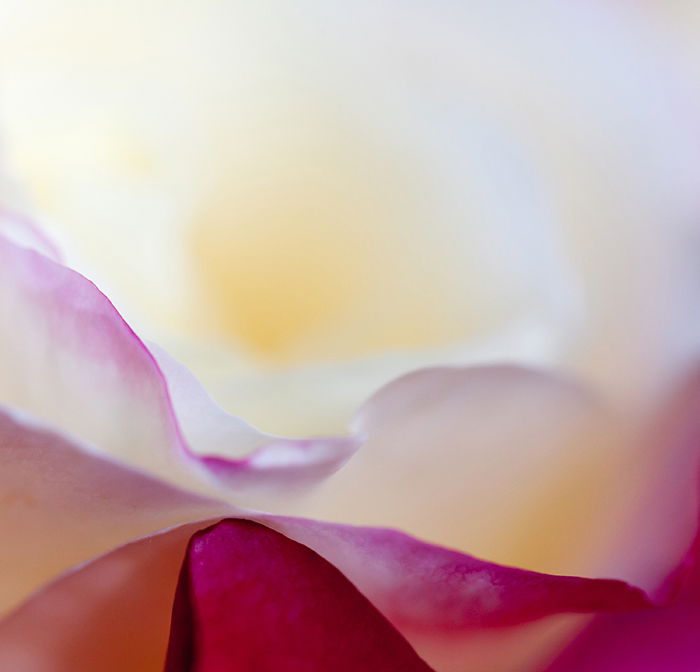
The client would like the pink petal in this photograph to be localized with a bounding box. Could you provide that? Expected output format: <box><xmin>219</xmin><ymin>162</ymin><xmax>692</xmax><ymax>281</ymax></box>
<box><xmin>0</xmin><ymin>515</ymin><xmax>652</xmax><ymax>672</ymax></box>
<box><xmin>164</xmin><ymin>519</ymin><xmax>436</xmax><ymax>672</ymax></box>
<box><xmin>265</xmin><ymin>518</ymin><xmax>651</xmax><ymax>632</ymax></box>
<box><xmin>265</xmin><ymin>516</ymin><xmax>651</xmax><ymax>672</ymax></box>
<box><xmin>0</xmin><ymin>233</ymin><xmax>359</xmax><ymax>497</ymax></box>
<box><xmin>0</xmin><ymin>405</ymin><xmax>226</xmax><ymax>617</ymax></box>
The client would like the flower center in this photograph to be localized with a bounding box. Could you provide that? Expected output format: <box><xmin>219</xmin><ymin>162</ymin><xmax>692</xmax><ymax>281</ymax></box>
<box><xmin>189</xmin><ymin>118</ymin><xmax>471</xmax><ymax>366</ymax></box>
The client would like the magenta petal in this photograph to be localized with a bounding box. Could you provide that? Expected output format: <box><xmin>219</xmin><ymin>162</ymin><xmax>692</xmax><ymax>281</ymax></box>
<box><xmin>542</xmin><ymin>605</ymin><xmax>700</xmax><ymax>672</ymax></box>
<box><xmin>164</xmin><ymin>519</ymin><xmax>435</xmax><ymax>672</ymax></box>
<box><xmin>544</xmin><ymin>547</ymin><xmax>700</xmax><ymax>671</ymax></box>
<box><xmin>264</xmin><ymin>519</ymin><xmax>652</xmax><ymax>672</ymax></box>
<box><xmin>266</xmin><ymin>519</ymin><xmax>652</xmax><ymax>632</ymax></box>
<box><xmin>544</xmin><ymin>477</ymin><xmax>700</xmax><ymax>670</ymax></box>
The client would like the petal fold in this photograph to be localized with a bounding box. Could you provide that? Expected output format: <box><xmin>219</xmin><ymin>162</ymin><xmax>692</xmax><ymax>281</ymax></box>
<box><xmin>0</xmin><ymin>234</ymin><xmax>358</xmax><ymax>498</ymax></box>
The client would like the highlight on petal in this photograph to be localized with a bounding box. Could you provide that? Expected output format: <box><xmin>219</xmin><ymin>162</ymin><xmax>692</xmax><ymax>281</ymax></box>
<box><xmin>0</xmin><ymin>208</ymin><xmax>62</xmax><ymax>261</ymax></box>
<box><xmin>0</xmin><ymin>233</ymin><xmax>359</xmax><ymax>498</ymax></box>
<box><xmin>0</xmin><ymin>404</ymin><xmax>226</xmax><ymax>618</ymax></box>
<box><xmin>164</xmin><ymin>519</ymin><xmax>435</xmax><ymax>672</ymax></box>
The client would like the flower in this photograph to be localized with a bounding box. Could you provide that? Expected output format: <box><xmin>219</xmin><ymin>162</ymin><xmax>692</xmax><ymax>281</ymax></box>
<box><xmin>0</xmin><ymin>1</ymin><xmax>699</xmax><ymax>671</ymax></box>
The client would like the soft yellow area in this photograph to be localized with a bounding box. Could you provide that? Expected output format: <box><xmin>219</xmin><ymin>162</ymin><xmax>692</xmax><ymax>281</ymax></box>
<box><xmin>192</xmin><ymin>190</ymin><xmax>370</xmax><ymax>360</ymax></box>
<box><xmin>189</xmin><ymin>117</ymin><xmax>470</xmax><ymax>365</ymax></box>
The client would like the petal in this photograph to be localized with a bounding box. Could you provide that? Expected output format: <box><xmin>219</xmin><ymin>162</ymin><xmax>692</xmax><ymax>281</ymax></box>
<box><xmin>542</xmin><ymin>605</ymin><xmax>700</xmax><ymax>672</ymax></box>
<box><xmin>264</xmin><ymin>518</ymin><xmax>651</xmax><ymax>632</ymax></box>
<box><xmin>150</xmin><ymin>343</ymin><xmax>360</xmax><ymax>494</ymax></box>
<box><xmin>0</xmin><ymin>233</ymin><xmax>359</xmax><ymax>497</ymax></box>
<box><xmin>0</xmin><ymin>404</ymin><xmax>225</xmax><ymax>616</ymax></box>
<box><xmin>3</xmin><ymin>1</ymin><xmax>700</xmax><ymax>438</ymax></box>
<box><xmin>543</xmin><ymin>555</ymin><xmax>700</xmax><ymax>672</ymax></box>
<box><xmin>543</xmin><ymin>380</ymin><xmax>700</xmax><ymax>672</ymax></box>
<box><xmin>0</xmin><ymin>522</ymin><xmax>209</xmax><ymax>672</ymax></box>
<box><xmin>0</xmin><ymin>511</ymin><xmax>649</xmax><ymax>672</ymax></box>
<box><xmin>290</xmin><ymin>366</ymin><xmax>657</xmax><ymax>578</ymax></box>
<box><xmin>164</xmin><ymin>519</ymin><xmax>435</xmax><ymax>672</ymax></box>
<box><xmin>265</xmin><ymin>516</ymin><xmax>650</xmax><ymax>672</ymax></box>
<box><xmin>0</xmin><ymin>209</ymin><xmax>62</xmax><ymax>261</ymax></box>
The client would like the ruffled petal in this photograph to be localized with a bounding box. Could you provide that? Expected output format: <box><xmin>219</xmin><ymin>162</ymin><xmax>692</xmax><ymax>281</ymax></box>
<box><xmin>0</xmin><ymin>233</ymin><xmax>359</xmax><ymax>497</ymax></box>
<box><xmin>150</xmin><ymin>343</ymin><xmax>360</xmax><ymax>494</ymax></box>
<box><xmin>291</xmin><ymin>365</ymin><xmax>665</xmax><ymax>580</ymax></box>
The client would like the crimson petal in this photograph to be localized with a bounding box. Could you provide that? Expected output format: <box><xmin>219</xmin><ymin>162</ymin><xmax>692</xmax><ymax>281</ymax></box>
<box><xmin>164</xmin><ymin>519</ymin><xmax>435</xmax><ymax>672</ymax></box>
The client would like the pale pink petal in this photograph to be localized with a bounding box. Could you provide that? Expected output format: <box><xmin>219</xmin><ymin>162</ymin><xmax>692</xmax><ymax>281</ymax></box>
<box><xmin>0</xmin><ymin>233</ymin><xmax>359</xmax><ymax>496</ymax></box>
<box><xmin>0</xmin><ymin>522</ymin><xmax>210</xmax><ymax>672</ymax></box>
<box><xmin>292</xmin><ymin>365</ymin><xmax>686</xmax><ymax>584</ymax></box>
<box><xmin>151</xmin><ymin>343</ymin><xmax>360</xmax><ymax>494</ymax></box>
<box><xmin>0</xmin><ymin>405</ymin><xmax>226</xmax><ymax>616</ymax></box>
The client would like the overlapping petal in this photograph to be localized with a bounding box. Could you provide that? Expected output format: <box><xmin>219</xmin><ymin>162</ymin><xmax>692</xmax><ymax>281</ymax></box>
<box><xmin>164</xmin><ymin>519</ymin><xmax>435</xmax><ymax>672</ymax></box>
<box><xmin>542</xmin><ymin>384</ymin><xmax>700</xmax><ymax>672</ymax></box>
<box><xmin>0</xmin><ymin>406</ymin><xmax>651</xmax><ymax>672</ymax></box>
<box><xmin>0</xmin><ymin>406</ymin><xmax>226</xmax><ymax>617</ymax></box>
<box><xmin>0</xmin><ymin>234</ymin><xmax>360</xmax><ymax>497</ymax></box>
<box><xmin>544</xmin><ymin>510</ymin><xmax>700</xmax><ymax>671</ymax></box>
<box><xmin>293</xmin><ymin>365</ymin><xmax>696</xmax><ymax>587</ymax></box>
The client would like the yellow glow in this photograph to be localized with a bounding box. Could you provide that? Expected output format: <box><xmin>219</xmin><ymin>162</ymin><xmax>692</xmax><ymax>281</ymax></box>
<box><xmin>190</xmin><ymin>116</ymin><xmax>468</xmax><ymax>365</ymax></box>
<box><xmin>192</xmin><ymin>190</ymin><xmax>370</xmax><ymax>361</ymax></box>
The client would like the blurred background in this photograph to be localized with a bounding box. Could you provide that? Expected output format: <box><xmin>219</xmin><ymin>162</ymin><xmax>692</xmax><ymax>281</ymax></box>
<box><xmin>1</xmin><ymin>0</ymin><xmax>700</xmax><ymax>435</ymax></box>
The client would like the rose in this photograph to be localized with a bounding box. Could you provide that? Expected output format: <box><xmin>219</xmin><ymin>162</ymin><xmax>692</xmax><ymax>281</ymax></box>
<box><xmin>0</xmin><ymin>1</ymin><xmax>699</xmax><ymax>670</ymax></box>
<box><xmin>0</xmin><ymin>221</ymin><xmax>698</xmax><ymax>671</ymax></box>
<box><xmin>4</xmin><ymin>0</ymin><xmax>700</xmax><ymax>579</ymax></box>
<box><xmin>0</xmin><ymin>223</ymin><xmax>692</xmax><ymax>672</ymax></box>
<box><xmin>4</xmin><ymin>1</ymin><xmax>700</xmax><ymax>429</ymax></box>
